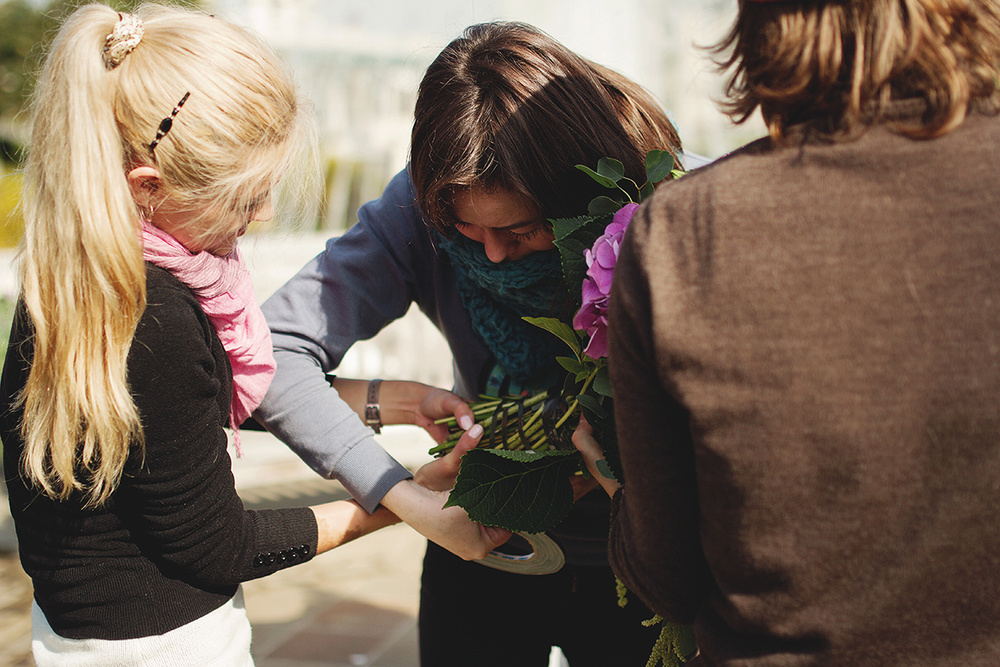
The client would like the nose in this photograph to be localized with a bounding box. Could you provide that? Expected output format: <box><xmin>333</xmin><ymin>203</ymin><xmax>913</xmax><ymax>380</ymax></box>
<box><xmin>481</xmin><ymin>230</ymin><xmax>512</xmax><ymax>263</ymax></box>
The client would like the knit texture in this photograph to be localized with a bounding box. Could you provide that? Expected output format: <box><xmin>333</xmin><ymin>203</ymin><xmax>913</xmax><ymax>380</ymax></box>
<box><xmin>436</xmin><ymin>231</ymin><xmax>567</xmax><ymax>385</ymax></box>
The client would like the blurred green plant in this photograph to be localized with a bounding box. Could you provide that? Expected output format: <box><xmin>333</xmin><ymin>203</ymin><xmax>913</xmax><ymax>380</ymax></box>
<box><xmin>0</xmin><ymin>169</ymin><xmax>24</xmax><ymax>249</ymax></box>
<box><xmin>1</xmin><ymin>0</ymin><xmax>199</xmax><ymax>166</ymax></box>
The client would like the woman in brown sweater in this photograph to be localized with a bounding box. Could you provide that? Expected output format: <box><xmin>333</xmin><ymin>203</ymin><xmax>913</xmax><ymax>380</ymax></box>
<box><xmin>575</xmin><ymin>1</ymin><xmax>1000</xmax><ymax>665</ymax></box>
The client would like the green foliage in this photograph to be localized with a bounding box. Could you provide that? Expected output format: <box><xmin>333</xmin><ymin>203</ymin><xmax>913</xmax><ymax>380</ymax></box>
<box><xmin>0</xmin><ymin>0</ymin><xmax>203</xmax><ymax>166</ymax></box>
<box><xmin>644</xmin><ymin>150</ymin><xmax>676</xmax><ymax>185</ymax></box>
<box><xmin>0</xmin><ymin>170</ymin><xmax>24</xmax><ymax>248</ymax></box>
<box><xmin>523</xmin><ymin>316</ymin><xmax>581</xmax><ymax>358</ymax></box>
<box><xmin>641</xmin><ymin>616</ymin><xmax>698</xmax><ymax>667</ymax></box>
<box><xmin>551</xmin><ymin>215</ymin><xmax>611</xmax><ymax>314</ymax></box>
<box><xmin>444</xmin><ymin>448</ymin><xmax>580</xmax><ymax>532</ymax></box>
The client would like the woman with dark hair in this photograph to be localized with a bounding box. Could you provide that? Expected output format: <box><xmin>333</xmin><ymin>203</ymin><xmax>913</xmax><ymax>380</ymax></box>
<box><xmin>256</xmin><ymin>21</ymin><xmax>687</xmax><ymax>666</ymax></box>
<box><xmin>574</xmin><ymin>0</ymin><xmax>1000</xmax><ymax>665</ymax></box>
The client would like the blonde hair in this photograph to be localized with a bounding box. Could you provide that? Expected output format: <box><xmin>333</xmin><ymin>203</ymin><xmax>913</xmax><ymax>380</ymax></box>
<box><xmin>714</xmin><ymin>0</ymin><xmax>1000</xmax><ymax>139</ymax></box>
<box><xmin>18</xmin><ymin>3</ymin><xmax>312</xmax><ymax>507</ymax></box>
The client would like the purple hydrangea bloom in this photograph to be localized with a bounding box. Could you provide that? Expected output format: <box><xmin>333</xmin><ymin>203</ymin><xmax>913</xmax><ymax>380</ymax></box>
<box><xmin>572</xmin><ymin>203</ymin><xmax>640</xmax><ymax>358</ymax></box>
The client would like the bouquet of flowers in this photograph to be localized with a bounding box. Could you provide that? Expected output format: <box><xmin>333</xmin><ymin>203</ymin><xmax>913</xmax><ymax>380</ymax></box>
<box><xmin>430</xmin><ymin>150</ymin><xmax>682</xmax><ymax>533</ymax></box>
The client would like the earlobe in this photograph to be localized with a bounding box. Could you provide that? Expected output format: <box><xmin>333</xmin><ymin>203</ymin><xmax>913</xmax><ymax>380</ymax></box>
<box><xmin>126</xmin><ymin>166</ymin><xmax>163</xmax><ymax>209</ymax></box>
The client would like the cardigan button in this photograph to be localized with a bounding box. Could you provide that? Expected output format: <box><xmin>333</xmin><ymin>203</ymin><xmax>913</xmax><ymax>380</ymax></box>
<box><xmin>265</xmin><ymin>552</ymin><xmax>276</xmax><ymax>564</ymax></box>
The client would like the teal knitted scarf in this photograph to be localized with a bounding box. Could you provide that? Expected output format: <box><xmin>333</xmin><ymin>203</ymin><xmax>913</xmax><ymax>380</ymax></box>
<box><xmin>437</xmin><ymin>232</ymin><xmax>569</xmax><ymax>385</ymax></box>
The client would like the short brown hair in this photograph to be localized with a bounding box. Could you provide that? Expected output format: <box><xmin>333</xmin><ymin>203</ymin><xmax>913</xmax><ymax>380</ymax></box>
<box><xmin>410</xmin><ymin>21</ymin><xmax>682</xmax><ymax>231</ymax></box>
<box><xmin>715</xmin><ymin>0</ymin><xmax>1000</xmax><ymax>139</ymax></box>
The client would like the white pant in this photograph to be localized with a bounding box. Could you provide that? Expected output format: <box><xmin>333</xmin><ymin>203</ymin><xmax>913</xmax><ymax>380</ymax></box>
<box><xmin>32</xmin><ymin>586</ymin><xmax>254</xmax><ymax>667</ymax></box>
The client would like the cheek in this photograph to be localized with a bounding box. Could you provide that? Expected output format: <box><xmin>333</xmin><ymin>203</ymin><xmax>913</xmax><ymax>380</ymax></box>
<box><xmin>529</xmin><ymin>229</ymin><xmax>556</xmax><ymax>252</ymax></box>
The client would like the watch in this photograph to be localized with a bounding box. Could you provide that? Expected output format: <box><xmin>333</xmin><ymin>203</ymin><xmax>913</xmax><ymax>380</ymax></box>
<box><xmin>365</xmin><ymin>378</ymin><xmax>383</xmax><ymax>434</ymax></box>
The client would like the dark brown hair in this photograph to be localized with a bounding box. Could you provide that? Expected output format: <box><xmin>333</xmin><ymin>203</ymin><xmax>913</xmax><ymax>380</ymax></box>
<box><xmin>410</xmin><ymin>21</ymin><xmax>682</xmax><ymax>231</ymax></box>
<box><xmin>714</xmin><ymin>0</ymin><xmax>1000</xmax><ymax>139</ymax></box>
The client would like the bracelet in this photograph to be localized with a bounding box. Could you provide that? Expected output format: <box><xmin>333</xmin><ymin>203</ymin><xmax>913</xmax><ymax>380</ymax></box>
<box><xmin>365</xmin><ymin>378</ymin><xmax>383</xmax><ymax>434</ymax></box>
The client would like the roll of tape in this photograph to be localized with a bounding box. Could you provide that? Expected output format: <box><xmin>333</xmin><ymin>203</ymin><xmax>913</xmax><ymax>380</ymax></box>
<box><xmin>475</xmin><ymin>532</ymin><xmax>565</xmax><ymax>575</ymax></box>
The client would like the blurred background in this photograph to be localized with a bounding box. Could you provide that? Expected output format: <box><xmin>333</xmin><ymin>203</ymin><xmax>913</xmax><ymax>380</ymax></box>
<box><xmin>0</xmin><ymin>0</ymin><xmax>762</xmax><ymax>362</ymax></box>
<box><xmin>0</xmin><ymin>1</ymin><xmax>761</xmax><ymax>664</ymax></box>
<box><xmin>0</xmin><ymin>0</ymin><xmax>763</xmax><ymax>385</ymax></box>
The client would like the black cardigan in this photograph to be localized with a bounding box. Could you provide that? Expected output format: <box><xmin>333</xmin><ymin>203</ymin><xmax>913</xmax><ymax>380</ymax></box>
<box><xmin>0</xmin><ymin>265</ymin><xmax>318</xmax><ymax>640</ymax></box>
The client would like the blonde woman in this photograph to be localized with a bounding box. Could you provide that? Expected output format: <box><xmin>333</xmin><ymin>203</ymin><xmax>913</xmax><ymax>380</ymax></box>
<box><xmin>0</xmin><ymin>5</ymin><xmax>503</xmax><ymax>665</ymax></box>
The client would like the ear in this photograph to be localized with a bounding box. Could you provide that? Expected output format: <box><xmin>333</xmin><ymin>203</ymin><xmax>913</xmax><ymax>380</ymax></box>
<box><xmin>127</xmin><ymin>166</ymin><xmax>163</xmax><ymax>209</ymax></box>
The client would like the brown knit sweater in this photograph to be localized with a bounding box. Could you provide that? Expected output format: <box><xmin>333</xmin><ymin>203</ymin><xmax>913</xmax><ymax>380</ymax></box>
<box><xmin>608</xmin><ymin>99</ymin><xmax>1000</xmax><ymax>666</ymax></box>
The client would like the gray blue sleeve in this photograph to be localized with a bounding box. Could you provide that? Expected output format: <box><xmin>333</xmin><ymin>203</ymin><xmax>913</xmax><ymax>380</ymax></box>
<box><xmin>255</xmin><ymin>169</ymin><xmax>433</xmax><ymax>513</ymax></box>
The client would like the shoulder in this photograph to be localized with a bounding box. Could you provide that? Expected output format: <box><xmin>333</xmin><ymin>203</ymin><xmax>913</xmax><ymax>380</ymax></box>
<box><xmin>131</xmin><ymin>265</ymin><xmax>220</xmax><ymax>383</ymax></box>
<box><xmin>129</xmin><ymin>265</ymin><xmax>229</xmax><ymax>429</ymax></box>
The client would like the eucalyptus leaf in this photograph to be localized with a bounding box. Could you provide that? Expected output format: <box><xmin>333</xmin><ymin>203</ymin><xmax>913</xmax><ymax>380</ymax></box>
<box><xmin>596</xmin><ymin>157</ymin><xmax>626</xmax><ymax>182</ymax></box>
<box><xmin>639</xmin><ymin>181</ymin><xmax>655</xmax><ymax>202</ymax></box>
<box><xmin>576</xmin><ymin>164</ymin><xmax>617</xmax><ymax>189</ymax></box>
<box><xmin>445</xmin><ymin>449</ymin><xmax>581</xmax><ymax>533</ymax></box>
<box><xmin>645</xmin><ymin>149</ymin><xmax>675</xmax><ymax>185</ymax></box>
<box><xmin>588</xmin><ymin>196</ymin><xmax>624</xmax><ymax>216</ymax></box>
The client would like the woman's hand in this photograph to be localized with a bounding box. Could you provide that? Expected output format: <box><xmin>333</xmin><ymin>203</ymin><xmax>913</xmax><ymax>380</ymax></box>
<box><xmin>572</xmin><ymin>415</ymin><xmax>622</xmax><ymax>498</ymax></box>
<box><xmin>412</xmin><ymin>385</ymin><xmax>475</xmax><ymax>443</ymax></box>
<box><xmin>381</xmin><ymin>478</ymin><xmax>511</xmax><ymax>561</ymax></box>
<box><xmin>413</xmin><ymin>421</ymin><xmax>483</xmax><ymax>491</ymax></box>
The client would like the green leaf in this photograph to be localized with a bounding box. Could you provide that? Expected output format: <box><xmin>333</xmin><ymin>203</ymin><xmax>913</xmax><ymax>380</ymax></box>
<box><xmin>593</xmin><ymin>365</ymin><xmax>613</xmax><ymax>397</ymax></box>
<box><xmin>576</xmin><ymin>393</ymin><xmax>608</xmax><ymax>419</ymax></box>
<box><xmin>676</xmin><ymin>625</ymin><xmax>698</xmax><ymax>662</ymax></box>
<box><xmin>551</xmin><ymin>215</ymin><xmax>592</xmax><ymax>242</ymax></box>
<box><xmin>638</xmin><ymin>181</ymin><xmax>655</xmax><ymax>202</ymax></box>
<box><xmin>595</xmin><ymin>458</ymin><xmax>619</xmax><ymax>482</ymax></box>
<box><xmin>552</xmin><ymin>216</ymin><xmax>611</xmax><ymax>311</ymax></box>
<box><xmin>645</xmin><ymin>149</ymin><xmax>675</xmax><ymax>185</ymax></box>
<box><xmin>524</xmin><ymin>316</ymin><xmax>581</xmax><ymax>357</ymax></box>
<box><xmin>444</xmin><ymin>449</ymin><xmax>582</xmax><ymax>533</ymax></box>
<box><xmin>596</xmin><ymin>157</ymin><xmax>626</xmax><ymax>183</ymax></box>
<box><xmin>588</xmin><ymin>196</ymin><xmax>625</xmax><ymax>216</ymax></box>
<box><xmin>557</xmin><ymin>356</ymin><xmax>587</xmax><ymax>376</ymax></box>
<box><xmin>576</xmin><ymin>164</ymin><xmax>617</xmax><ymax>189</ymax></box>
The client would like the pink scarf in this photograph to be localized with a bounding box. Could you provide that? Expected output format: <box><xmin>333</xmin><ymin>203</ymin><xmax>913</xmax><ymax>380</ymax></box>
<box><xmin>140</xmin><ymin>221</ymin><xmax>275</xmax><ymax>453</ymax></box>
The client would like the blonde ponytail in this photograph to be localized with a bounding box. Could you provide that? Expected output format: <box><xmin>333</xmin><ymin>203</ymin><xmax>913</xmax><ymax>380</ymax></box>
<box><xmin>19</xmin><ymin>5</ymin><xmax>147</xmax><ymax>506</ymax></box>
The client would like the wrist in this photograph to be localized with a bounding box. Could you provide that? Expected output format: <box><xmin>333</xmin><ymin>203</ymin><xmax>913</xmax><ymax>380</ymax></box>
<box><xmin>376</xmin><ymin>380</ymin><xmax>428</xmax><ymax>427</ymax></box>
<box><xmin>364</xmin><ymin>378</ymin><xmax>383</xmax><ymax>433</ymax></box>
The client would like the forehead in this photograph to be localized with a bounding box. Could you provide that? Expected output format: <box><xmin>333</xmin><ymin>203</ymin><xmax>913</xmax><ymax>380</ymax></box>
<box><xmin>451</xmin><ymin>186</ymin><xmax>540</xmax><ymax>229</ymax></box>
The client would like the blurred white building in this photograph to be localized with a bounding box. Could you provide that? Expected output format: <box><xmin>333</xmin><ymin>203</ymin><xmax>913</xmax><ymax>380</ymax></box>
<box><xmin>209</xmin><ymin>0</ymin><xmax>764</xmax><ymax>230</ymax></box>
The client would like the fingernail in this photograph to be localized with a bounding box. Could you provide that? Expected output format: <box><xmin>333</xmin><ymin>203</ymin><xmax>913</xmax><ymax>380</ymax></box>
<box><xmin>469</xmin><ymin>424</ymin><xmax>483</xmax><ymax>439</ymax></box>
<box><xmin>459</xmin><ymin>415</ymin><xmax>474</xmax><ymax>430</ymax></box>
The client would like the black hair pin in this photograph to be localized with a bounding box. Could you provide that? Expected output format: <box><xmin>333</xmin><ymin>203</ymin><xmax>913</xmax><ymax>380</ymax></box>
<box><xmin>149</xmin><ymin>91</ymin><xmax>191</xmax><ymax>155</ymax></box>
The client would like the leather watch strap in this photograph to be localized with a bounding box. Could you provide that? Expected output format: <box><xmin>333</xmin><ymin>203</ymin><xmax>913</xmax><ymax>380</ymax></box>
<box><xmin>365</xmin><ymin>378</ymin><xmax>383</xmax><ymax>434</ymax></box>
